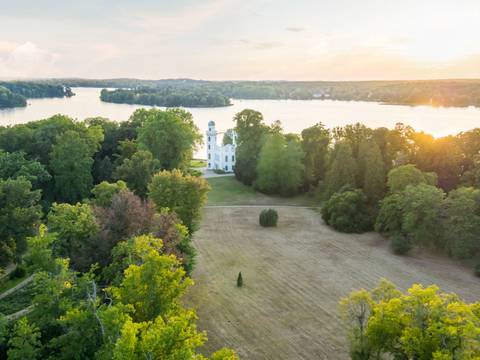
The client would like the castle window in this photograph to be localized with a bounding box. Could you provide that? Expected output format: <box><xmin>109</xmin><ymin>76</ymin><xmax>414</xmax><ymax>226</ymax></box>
<box><xmin>225</xmin><ymin>165</ymin><xmax>228</xmax><ymax>171</ymax></box>
<box><xmin>232</xmin><ymin>155</ymin><xmax>235</xmax><ymax>162</ymax></box>
<box><xmin>208</xmin><ymin>163</ymin><xmax>210</xmax><ymax>168</ymax></box>
<box><xmin>208</xmin><ymin>144</ymin><xmax>210</xmax><ymax>150</ymax></box>
<box><xmin>208</xmin><ymin>136</ymin><xmax>210</xmax><ymax>142</ymax></box>
<box><xmin>225</xmin><ymin>155</ymin><xmax>228</xmax><ymax>162</ymax></box>
<box><xmin>208</xmin><ymin>154</ymin><xmax>211</xmax><ymax>160</ymax></box>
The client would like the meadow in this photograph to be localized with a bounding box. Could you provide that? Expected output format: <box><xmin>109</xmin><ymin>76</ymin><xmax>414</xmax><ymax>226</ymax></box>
<box><xmin>188</xmin><ymin>180</ymin><xmax>480</xmax><ymax>359</ymax></box>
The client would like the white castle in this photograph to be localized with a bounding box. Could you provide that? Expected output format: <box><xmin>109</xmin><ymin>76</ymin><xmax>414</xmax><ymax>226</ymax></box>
<box><xmin>206</xmin><ymin>121</ymin><xmax>236</xmax><ymax>172</ymax></box>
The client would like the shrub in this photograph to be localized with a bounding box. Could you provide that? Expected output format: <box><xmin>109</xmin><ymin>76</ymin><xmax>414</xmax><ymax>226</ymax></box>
<box><xmin>9</xmin><ymin>264</ymin><xmax>27</xmax><ymax>279</ymax></box>
<box><xmin>213</xmin><ymin>169</ymin><xmax>226</xmax><ymax>174</ymax></box>
<box><xmin>390</xmin><ymin>233</ymin><xmax>412</xmax><ymax>255</ymax></box>
<box><xmin>321</xmin><ymin>188</ymin><xmax>372</xmax><ymax>233</ymax></box>
<box><xmin>259</xmin><ymin>209</ymin><xmax>278</xmax><ymax>227</ymax></box>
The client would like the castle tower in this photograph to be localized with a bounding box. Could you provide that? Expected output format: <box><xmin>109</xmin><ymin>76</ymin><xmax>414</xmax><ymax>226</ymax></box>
<box><xmin>206</xmin><ymin>120</ymin><xmax>217</xmax><ymax>169</ymax></box>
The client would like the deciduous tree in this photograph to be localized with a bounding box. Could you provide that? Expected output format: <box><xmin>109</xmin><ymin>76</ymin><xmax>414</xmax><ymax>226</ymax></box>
<box><xmin>148</xmin><ymin>170</ymin><xmax>210</xmax><ymax>232</ymax></box>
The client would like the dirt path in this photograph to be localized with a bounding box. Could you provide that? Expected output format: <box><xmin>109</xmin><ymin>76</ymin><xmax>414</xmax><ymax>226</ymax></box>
<box><xmin>0</xmin><ymin>274</ymin><xmax>34</xmax><ymax>301</ymax></box>
<box><xmin>187</xmin><ymin>207</ymin><xmax>480</xmax><ymax>360</ymax></box>
<box><xmin>0</xmin><ymin>264</ymin><xmax>16</xmax><ymax>280</ymax></box>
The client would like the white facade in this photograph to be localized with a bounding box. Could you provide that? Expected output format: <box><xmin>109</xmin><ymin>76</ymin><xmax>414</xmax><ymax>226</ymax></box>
<box><xmin>206</xmin><ymin>121</ymin><xmax>236</xmax><ymax>172</ymax></box>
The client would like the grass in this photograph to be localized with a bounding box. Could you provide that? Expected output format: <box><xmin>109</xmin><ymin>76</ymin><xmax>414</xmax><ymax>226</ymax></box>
<box><xmin>188</xmin><ymin>207</ymin><xmax>480</xmax><ymax>359</ymax></box>
<box><xmin>190</xmin><ymin>159</ymin><xmax>207</xmax><ymax>168</ymax></box>
<box><xmin>206</xmin><ymin>176</ymin><xmax>318</xmax><ymax>206</ymax></box>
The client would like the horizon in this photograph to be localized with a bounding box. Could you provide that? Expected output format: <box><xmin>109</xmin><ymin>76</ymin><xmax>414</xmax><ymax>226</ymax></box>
<box><xmin>3</xmin><ymin>76</ymin><xmax>480</xmax><ymax>83</ymax></box>
<box><xmin>2</xmin><ymin>0</ymin><xmax>480</xmax><ymax>80</ymax></box>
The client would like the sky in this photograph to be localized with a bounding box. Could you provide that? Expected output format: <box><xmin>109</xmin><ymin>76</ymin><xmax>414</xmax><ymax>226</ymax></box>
<box><xmin>1</xmin><ymin>0</ymin><xmax>480</xmax><ymax>80</ymax></box>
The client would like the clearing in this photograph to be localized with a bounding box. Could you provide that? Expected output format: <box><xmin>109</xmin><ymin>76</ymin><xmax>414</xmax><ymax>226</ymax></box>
<box><xmin>206</xmin><ymin>176</ymin><xmax>317</xmax><ymax>206</ymax></box>
<box><xmin>188</xmin><ymin>206</ymin><xmax>480</xmax><ymax>360</ymax></box>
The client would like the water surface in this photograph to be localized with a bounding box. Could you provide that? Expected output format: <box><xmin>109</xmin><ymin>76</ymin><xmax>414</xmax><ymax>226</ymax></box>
<box><xmin>1</xmin><ymin>87</ymin><xmax>479</xmax><ymax>157</ymax></box>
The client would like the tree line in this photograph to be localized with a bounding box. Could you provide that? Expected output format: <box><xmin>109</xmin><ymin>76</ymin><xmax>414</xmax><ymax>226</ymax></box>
<box><xmin>44</xmin><ymin>77</ymin><xmax>480</xmax><ymax>107</ymax></box>
<box><xmin>100</xmin><ymin>87</ymin><xmax>232</xmax><ymax>108</ymax></box>
<box><xmin>0</xmin><ymin>108</ymin><xmax>237</xmax><ymax>359</ymax></box>
<box><xmin>0</xmin><ymin>82</ymin><xmax>73</xmax><ymax>109</ymax></box>
<box><xmin>233</xmin><ymin>110</ymin><xmax>480</xmax><ymax>272</ymax></box>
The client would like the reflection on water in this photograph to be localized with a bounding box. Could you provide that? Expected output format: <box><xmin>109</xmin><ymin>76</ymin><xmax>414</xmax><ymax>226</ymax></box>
<box><xmin>1</xmin><ymin>87</ymin><xmax>480</xmax><ymax>158</ymax></box>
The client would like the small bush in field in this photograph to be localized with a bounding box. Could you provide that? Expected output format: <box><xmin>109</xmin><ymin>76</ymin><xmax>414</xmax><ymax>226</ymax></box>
<box><xmin>390</xmin><ymin>233</ymin><xmax>412</xmax><ymax>255</ymax></box>
<box><xmin>259</xmin><ymin>209</ymin><xmax>278</xmax><ymax>227</ymax></box>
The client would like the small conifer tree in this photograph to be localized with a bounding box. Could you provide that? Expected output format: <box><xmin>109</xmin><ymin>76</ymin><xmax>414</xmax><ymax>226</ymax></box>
<box><xmin>237</xmin><ymin>272</ymin><xmax>243</xmax><ymax>287</ymax></box>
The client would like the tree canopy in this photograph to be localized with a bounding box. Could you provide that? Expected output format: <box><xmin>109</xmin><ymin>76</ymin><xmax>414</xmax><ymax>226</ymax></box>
<box><xmin>136</xmin><ymin>108</ymin><xmax>202</xmax><ymax>171</ymax></box>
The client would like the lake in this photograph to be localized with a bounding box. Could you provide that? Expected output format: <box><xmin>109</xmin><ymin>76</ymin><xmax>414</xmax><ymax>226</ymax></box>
<box><xmin>1</xmin><ymin>87</ymin><xmax>479</xmax><ymax>158</ymax></box>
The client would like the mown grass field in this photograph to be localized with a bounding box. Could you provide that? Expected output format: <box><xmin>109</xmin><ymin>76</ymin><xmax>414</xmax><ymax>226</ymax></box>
<box><xmin>188</xmin><ymin>202</ymin><xmax>480</xmax><ymax>359</ymax></box>
<box><xmin>206</xmin><ymin>176</ymin><xmax>317</xmax><ymax>206</ymax></box>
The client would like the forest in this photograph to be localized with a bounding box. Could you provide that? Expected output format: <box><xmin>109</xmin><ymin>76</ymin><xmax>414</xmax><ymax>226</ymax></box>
<box><xmin>0</xmin><ymin>109</ymin><xmax>237</xmax><ymax>359</ymax></box>
<box><xmin>43</xmin><ymin>77</ymin><xmax>480</xmax><ymax>107</ymax></box>
<box><xmin>233</xmin><ymin>109</ymin><xmax>480</xmax><ymax>271</ymax></box>
<box><xmin>0</xmin><ymin>82</ymin><xmax>73</xmax><ymax>109</ymax></box>
<box><xmin>100</xmin><ymin>87</ymin><xmax>231</xmax><ymax>107</ymax></box>
<box><xmin>1</xmin><ymin>106</ymin><xmax>480</xmax><ymax>359</ymax></box>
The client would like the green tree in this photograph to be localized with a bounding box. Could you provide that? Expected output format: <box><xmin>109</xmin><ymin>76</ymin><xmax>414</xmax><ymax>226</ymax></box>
<box><xmin>111</xmin><ymin>235</ymin><xmax>193</xmax><ymax>322</ymax></box>
<box><xmin>255</xmin><ymin>133</ymin><xmax>283</xmax><ymax>194</ymax></box>
<box><xmin>442</xmin><ymin>187</ymin><xmax>480</xmax><ymax>259</ymax></box>
<box><xmin>111</xmin><ymin>310</ymin><xmax>206</xmax><ymax>360</ymax></box>
<box><xmin>0</xmin><ymin>151</ymin><xmax>50</xmax><ymax>188</ymax></box>
<box><xmin>279</xmin><ymin>140</ymin><xmax>305</xmax><ymax>195</ymax></box>
<box><xmin>148</xmin><ymin>170</ymin><xmax>210</xmax><ymax>232</ymax></box>
<box><xmin>324</xmin><ymin>141</ymin><xmax>357</xmax><ymax>199</ymax></box>
<box><xmin>410</xmin><ymin>133</ymin><xmax>463</xmax><ymax>191</ymax></box>
<box><xmin>47</xmin><ymin>202</ymin><xmax>98</xmax><ymax>271</ymax></box>
<box><xmin>340</xmin><ymin>280</ymin><xmax>480</xmax><ymax>359</ymax></box>
<box><xmin>7</xmin><ymin>318</ymin><xmax>41</xmax><ymax>360</ymax></box>
<box><xmin>136</xmin><ymin>109</ymin><xmax>201</xmax><ymax>170</ymax></box>
<box><xmin>114</xmin><ymin>151</ymin><xmax>160</xmax><ymax>198</ymax></box>
<box><xmin>222</xmin><ymin>129</ymin><xmax>234</xmax><ymax>145</ymax></box>
<box><xmin>321</xmin><ymin>188</ymin><xmax>372</xmax><ymax>233</ymax></box>
<box><xmin>332</xmin><ymin>123</ymin><xmax>372</xmax><ymax>158</ymax></box>
<box><xmin>357</xmin><ymin>139</ymin><xmax>386</xmax><ymax>204</ymax></box>
<box><xmin>375</xmin><ymin>193</ymin><xmax>403</xmax><ymax>234</ymax></box>
<box><xmin>301</xmin><ymin>123</ymin><xmax>330</xmax><ymax>188</ymax></box>
<box><xmin>50</xmin><ymin>130</ymin><xmax>96</xmax><ymax>203</ymax></box>
<box><xmin>255</xmin><ymin>133</ymin><xmax>304</xmax><ymax>195</ymax></box>
<box><xmin>91</xmin><ymin>180</ymin><xmax>127</xmax><ymax>207</ymax></box>
<box><xmin>387</xmin><ymin>164</ymin><xmax>437</xmax><ymax>194</ymax></box>
<box><xmin>401</xmin><ymin>183</ymin><xmax>444</xmax><ymax>248</ymax></box>
<box><xmin>0</xmin><ymin>177</ymin><xmax>42</xmax><ymax>266</ymax></box>
<box><xmin>23</xmin><ymin>224</ymin><xmax>56</xmax><ymax>272</ymax></box>
<box><xmin>461</xmin><ymin>154</ymin><xmax>480</xmax><ymax>187</ymax></box>
<box><xmin>85</xmin><ymin>117</ymin><xmax>129</xmax><ymax>183</ymax></box>
<box><xmin>233</xmin><ymin>109</ymin><xmax>269</xmax><ymax>185</ymax></box>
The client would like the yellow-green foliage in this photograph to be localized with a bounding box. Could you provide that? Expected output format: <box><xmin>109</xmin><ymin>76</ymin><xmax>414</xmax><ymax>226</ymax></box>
<box><xmin>340</xmin><ymin>279</ymin><xmax>480</xmax><ymax>359</ymax></box>
<box><xmin>148</xmin><ymin>169</ymin><xmax>210</xmax><ymax>232</ymax></box>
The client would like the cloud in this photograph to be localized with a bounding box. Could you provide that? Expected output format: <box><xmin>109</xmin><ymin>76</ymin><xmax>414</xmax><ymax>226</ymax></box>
<box><xmin>285</xmin><ymin>27</ymin><xmax>305</xmax><ymax>32</ymax></box>
<box><xmin>239</xmin><ymin>39</ymin><xmax>282</xmax><ymax>50</ymax></box>
<box><xmin>0</xmin><ymin>41</ymin><xmax>59</xmax><ymax>78</ymax></box>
